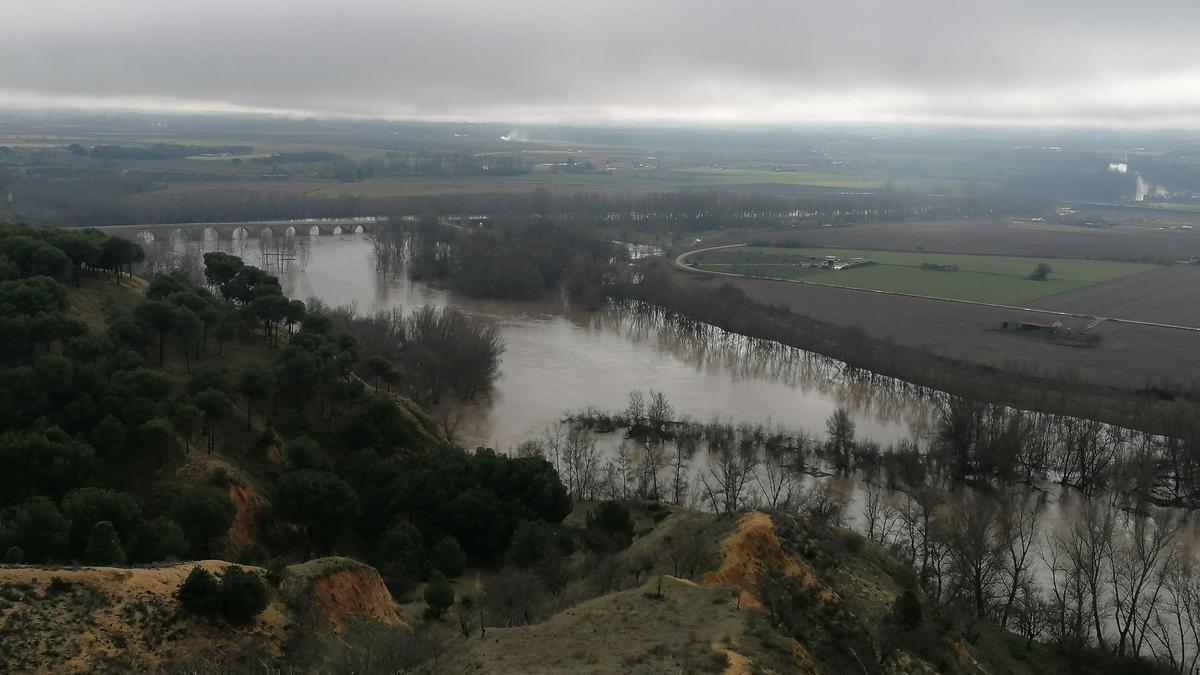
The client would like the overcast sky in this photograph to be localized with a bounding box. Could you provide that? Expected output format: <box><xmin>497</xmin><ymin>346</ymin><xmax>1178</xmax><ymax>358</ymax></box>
<box><xmin>4</xmin><ymin>0</ymin><xmax>1200</xmax><ymax>127</ymax></box>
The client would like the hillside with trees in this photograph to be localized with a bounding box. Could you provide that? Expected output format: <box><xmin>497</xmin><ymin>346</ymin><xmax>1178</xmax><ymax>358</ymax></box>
<box><xmin>0</xmin><ymin>223</ymin><xmax>1183</xmax><ymax>673</ymax></box>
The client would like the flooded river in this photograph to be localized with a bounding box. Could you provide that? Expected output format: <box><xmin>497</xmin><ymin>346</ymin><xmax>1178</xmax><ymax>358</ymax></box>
<box><xmin>144</xmin><ymin>232</ymin><xmax>927</xmax><ymax>449</ymax></box>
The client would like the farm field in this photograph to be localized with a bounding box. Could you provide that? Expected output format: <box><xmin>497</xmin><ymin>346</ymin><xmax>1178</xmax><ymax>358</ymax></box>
<box><xmin>293</xmin><ymin>162</ymin><xmax>966</xmax><ymax>199</ymax></box>
<box><xmin>719</xmin><ymin>218</ymin><xmax>1200</xmax><ymax>262</ymax></box>
<box><xmin>689</xmin><ymin>246</ymin><xmax>1155</xmax><ymax>305</ymax></box>
<box><xmin>675</xmin><ymin>166</ymin><xmax>966</xmax><ymax>192</ymax></box>
<box><xmin>306</xmin><ymin>172</ymin><xmax>701</xmax><ymax>197</ymax></box>
<box><xmin>1147</xmin><ymin>202</ymin><xmax>1200</xmax><ymax>213</ymax></box>
<box><xmin>1031</xmin><ymin>265</ymin><xmax>1200</xmax><ymax>327</ymax></box>
<box><xmin>696</xmin><ymin>273</ymin><xmax>1200</xmax><ymax>391</ymax></box>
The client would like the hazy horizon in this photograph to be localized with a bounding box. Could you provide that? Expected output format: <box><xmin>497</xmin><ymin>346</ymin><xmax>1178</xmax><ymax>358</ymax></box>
<box><xmin>5</xmin><ymin>0</ymin><xmax>1200</xmax><ymax>129</ymax></box>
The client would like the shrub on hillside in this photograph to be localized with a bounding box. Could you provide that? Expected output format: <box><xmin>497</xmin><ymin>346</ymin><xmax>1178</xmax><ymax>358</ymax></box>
<box><xmin>218</xmin><ymin>566</ymin><xmax>270</xmax><ymax>623</ymax></box>
<box><xmin>423</xmin><ymin>571</ymin><xmax>454</xmax><ymax>620</ymax></box>
<box><xmin>177</xmin><ymin>567</ymin><xmax>221</xmax><ymax>614</ymax></box>
<box><xmin>585</xmin><ymin>501</ymin><xmax>634</xmax><ymax>553</ymax></box>
<box><xmin>176</xmin><ymin>565</ymin><xmax>269</xmax><ymax>623</ymax></box>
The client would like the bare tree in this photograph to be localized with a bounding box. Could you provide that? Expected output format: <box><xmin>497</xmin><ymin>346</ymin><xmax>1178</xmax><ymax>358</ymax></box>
<box><xmin>825</xmin><ymin>408</ymin><xmax>856</xmax><ymax>475</ymax></box>
<box><xmin>668</xmin><ymin>428</ymin><xmax>699</xmax><ymax>505</ymax></box>
<box><xmin>1041</xmin><ymin>523</ymin><xmax>1091</xmax><ymax>649</ymax></box>
<box><xmin>1056</xmin><ymin>418</ymin><xmax>1120</xmax><ymax>498</ymax></box>
<box><xmin>1046</xmin><ymin>499</ymin><xmax>1116</xmax><ymax>650</ymax></box>
<box><xmin>698</xmin><ymin>431</ymin><xmax>758</xmax><ymax>514</ymax></box>
<box><xmin>1013</xmin><ymin>580</ymin><xmax>1051</xmax><ymax>646</ymax></box>
<box><xmin>484</xmin><ymin>568</ymin><xmax>544</xmax><ymax>628</ymax></box>
<box><xmin>890</xmin><ymin>487</ymin><xmax>940</xmax><ymax>585</ymax></box>
<box><xmin>1107</xmin><ymin>507</ymin><xmax>1181</xmax><ymax>658</ymax></box>
<box><xmin>646</xmin><ymin>390</ymin><xmax>673</xmax><ymax>435</ymax></box>
<box><xmin>939</xmin><ymin>491</ymin><xmax>1005</xmax><ymax>618</ymax></box>
<box><xmin>1149</xmin><ymin>552</ymin><xmax>1200</xmax><ymax>675</ymax></box>
<box><xmin>542</xmin><ymin>426</ymin><xmax>565</xmax><ymax>475</ymax></box>
<box><xmin>514</xmin><ymin>438</ymin><xmax>545</xmax><ymax>459</ymax></box>
<box><xmin>625</xmin><ymin>390</ymin><xmax>645</xmax><ymax>428</ymax></box>
<box><xmin>635</xmin><ymin>438</ymin><xmax>668</xmax><ymax>501</ymax></box>
<box><xmin>997</xmin><ymin>491</ymin><xmax>1045</xmax><ymax>629</ymax></box>
<box><xmin>861</xmin><ymin>482</ymin><xmax>900</xmax><ymax>545</ymax></box>
<box><xmin>664</xmin><ymin>528</ymin><xmax>715</xmax><ymax>578</ymax></box>
<box><xmin>799</xmin><ymin>481</ymin><xmax>849</xmax><ymax>529</ymax></box>
<box><xmin>754</xmin><ymin>440</ymin><xmax>799</xmax><ymax>511</ymax></box>
<box><xmin>561</xmin><ymin>428</ymin><xmax>600</xmax><ymax>499</ymax></box>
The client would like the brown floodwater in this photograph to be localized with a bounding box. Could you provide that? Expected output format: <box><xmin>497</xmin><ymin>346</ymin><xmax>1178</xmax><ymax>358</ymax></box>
<box><xmin>146</xmin><ymin>232</ymin><xmax>928</xmax><ymax>449</ymax></box>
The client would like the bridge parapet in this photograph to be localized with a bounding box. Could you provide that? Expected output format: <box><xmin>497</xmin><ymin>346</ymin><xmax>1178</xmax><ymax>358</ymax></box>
<box><xmin>98</xmin><ymin>218</ymin><xmax>379</xmax><ymax>242</ymax></box>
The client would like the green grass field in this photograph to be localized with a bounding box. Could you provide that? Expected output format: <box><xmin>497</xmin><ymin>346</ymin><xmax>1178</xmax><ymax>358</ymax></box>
<box><xmin>1147</xmin><ymin>202</ymin><xmax>1200</xmax><ymax>213</ymax></box>
<box><xmin>302</xmin><ymin>162</ymin><xmax>976</xmax><ymax>199</ymax></box>
<box><xmin>692</xmin><ymin>246</ymin><xmax>1156</xmax><ymax>305</ymax></box>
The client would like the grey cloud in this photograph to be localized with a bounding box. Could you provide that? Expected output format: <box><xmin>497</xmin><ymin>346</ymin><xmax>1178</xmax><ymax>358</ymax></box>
<box><xmin>3</xmin><ymin>0</ymin><xmax>1200</xmax><ymax>125</ymax></box>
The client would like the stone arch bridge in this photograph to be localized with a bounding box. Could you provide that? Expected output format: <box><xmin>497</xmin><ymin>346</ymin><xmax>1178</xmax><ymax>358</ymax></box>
<box><xmin>92</xmin><ymin>216</ymin><xmax>386</xmax><ymax>243</ymax></box>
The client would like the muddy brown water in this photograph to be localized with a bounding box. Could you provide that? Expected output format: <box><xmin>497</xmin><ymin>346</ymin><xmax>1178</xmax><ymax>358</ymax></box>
<box><xmin>143</xmin><ymin>232</ymin><xmax>926</xmax><ymax>449</ymax></box>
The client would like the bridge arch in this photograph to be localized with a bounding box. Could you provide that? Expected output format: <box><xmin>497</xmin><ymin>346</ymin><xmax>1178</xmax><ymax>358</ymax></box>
<box><xmin>309</xmin><ymin>225</ymin><xmax>321</xmax><ymax>236</ymax></box>
<box><xmin>169</xmin><ymin>228</ymin><xmax>186</xmax><ymax>243</ymax></box>
<box><xmin>231</xmin><ymin>226</ymin><xmax>250</xmax><ymax>240</ymax></box>
<box><xmin>354</xmin><ymin>224</ymin><xmax>365</xmax><ymax>234</ymax></box>
<box><xmin>203</xmin><ymin>227</ymin><xmax>219</xmax><ymax>239</ymax></box>
<box><xmin>259</xmin><ymin>226</ymin><xmax>274</xmax><ymax>238</ymax></box>
<box><xmin>332</xmin><ymin>225</ymin><xmax>344</xmax><ymax>235</ymax></box>
<box><xmin>137</xmin><ymin>229</ymin><xmax>155</xmax><ymax>243</ymax></box>
<box><xmin>284</xmin><ymin>226</ymin><xmax>296</xmax><ymax>236</ymax></box>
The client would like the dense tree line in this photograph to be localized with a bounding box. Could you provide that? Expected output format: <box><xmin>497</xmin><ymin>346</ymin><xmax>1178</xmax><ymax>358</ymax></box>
<box><xmin>321</xmin><ymin>149</ymin><xmax>530</xmax><ymax>182</ymax></box>
<box><xmin>311</xmin><ymin>300</ymin><xmax>503</xmax><ymax>404</ymax></box>
<box><xmin>5</xmin><ymin>169</ymin><xmax>1050</xmax><ymax>227</ymax></box>
<box><xmin>396</xmin><ymin>216</ymin><xmax>627</xmax><ymax>303</ymax></box>
<box><xmin>0</xmin><ymin>226</ymin><xmax>570</xmax><ymax>593</ymax></box>
<box><xmin>88</xmin><ymin>144</ymin><xmax>254</xmax><ymax>160</ymax></box>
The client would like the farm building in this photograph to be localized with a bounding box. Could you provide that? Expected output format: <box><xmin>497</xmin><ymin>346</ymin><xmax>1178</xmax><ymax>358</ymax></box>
<box><xmin>1010</xmin><ymin>316</ymin><xmax>1063</xmax><ymax>332</ymax></box>
<box><xmin>819</xmin><ymin>255</ymin><xmax>875</xmax><ymax>270</ymax></box>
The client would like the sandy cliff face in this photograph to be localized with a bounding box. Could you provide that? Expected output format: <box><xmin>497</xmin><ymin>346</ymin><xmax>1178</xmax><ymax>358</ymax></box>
<box><xmin>281</xmin><ymin>557</ymin><xmax>403</xmax><ymax>632</ymax></box>
<box><xmin>300</xmin><ymin>560</ymin><xmax>404</xmax><ymax>632</ymax></box>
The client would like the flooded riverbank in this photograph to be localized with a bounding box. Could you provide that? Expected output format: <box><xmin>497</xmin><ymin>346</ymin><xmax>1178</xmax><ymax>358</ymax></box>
<box><xmin>142</xmin><ymin>232</ymin><xmax>926</xmax><ymax>448</ymax></box>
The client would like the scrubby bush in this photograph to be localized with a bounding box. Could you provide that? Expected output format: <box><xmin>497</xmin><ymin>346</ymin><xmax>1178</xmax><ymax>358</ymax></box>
<box><xmin>218</xmin><ymin>566</ymin><xmax>270</xmax><ymax>623</ymax></box>
<box><xmin>47</xmin><ymin>576</ymin><xmax>73</xmax><ymax>595</ymax></box>
<box><xmin>585</xmin><ymin>501</ymin><xmax>634</xmax><ymax>553</ymax></box>
<box><xmin>266</xmin><ymin>557</ymin><xmax>289</xmax><ymax>587</ymax></box>
<box><xmin>177</xmin><ymin>567</ymin><xmax>221</xmax><ymax>614</ymax></box>
<box><xmin>176</xmin><ymin>565</ymin><xmax>269</xmax><ymax>623</ymax></box>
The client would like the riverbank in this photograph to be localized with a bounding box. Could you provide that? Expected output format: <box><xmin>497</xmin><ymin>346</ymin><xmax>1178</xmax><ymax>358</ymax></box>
<box><xmin>619</xmin><ymin>257</ymin><xmax>1197</xmax><ymax>436</ymax></box>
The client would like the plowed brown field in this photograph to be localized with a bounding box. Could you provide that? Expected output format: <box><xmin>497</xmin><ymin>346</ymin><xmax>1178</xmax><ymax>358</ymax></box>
<box><xmin>1031</xmin><ymin>266</ymin><xmax>1200</xmax><ymax>327</ymax></box>
<box><xmin>714</xmin><ymin>274</ymin><xmax>1200</xmax><ymax>390</ymax></box>
<box><xmin>723</xmin><ymin>218</ymin><xmax>1200</xmax><ymax>262</ymax></box>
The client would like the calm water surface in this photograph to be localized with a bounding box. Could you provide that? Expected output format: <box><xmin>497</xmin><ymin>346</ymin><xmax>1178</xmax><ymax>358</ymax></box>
<box><xmin>151</xmin><ymin>233</ymin><xmax>927</xmax><ymax>448</ymax></box>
